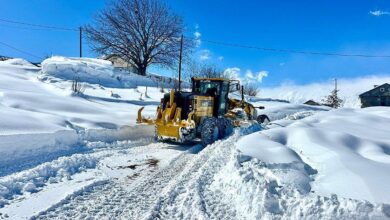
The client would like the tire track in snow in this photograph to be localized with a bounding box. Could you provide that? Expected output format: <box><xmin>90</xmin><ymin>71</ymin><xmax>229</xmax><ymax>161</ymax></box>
<box><xmin>146</xmin><ymin>126</ymin><xmax>260</xmax><ymax>220</ymax></box>
<box><xmin>33</xmin><ymin>125</ymin><xmax>261</xmax><ymax>220</ymax></box>
<box><xmin>8</xmin><ymin>112</ymin><xmax>316</xmax><ymax>219</ymax></box>
<box><xmin>35</xmin><ymin>143</ymin><xmax>201</xmax><ymax>219</ymax></box>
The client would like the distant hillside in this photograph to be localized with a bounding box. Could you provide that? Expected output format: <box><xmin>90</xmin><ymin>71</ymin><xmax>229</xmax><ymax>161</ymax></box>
<box><xmin>258</xmin><ymin>75</ymin><xmax>390</xmax><ymax>108</ymax></box>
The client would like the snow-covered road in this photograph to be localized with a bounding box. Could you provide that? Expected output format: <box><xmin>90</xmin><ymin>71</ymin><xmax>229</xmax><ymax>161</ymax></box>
<box><xmin>2</xmin><ymin>116</ymin><xmax>388</xmax><ymax>220</ymax></box>
<box><xmin>26</xmin><ymin>125</ymin><xmax>259</xmax><ymax>219</ymax></box>
<box><xmin>0</xmin><ymin>119</ymin><xmax>262</xmax><ymax>220</ymax></box>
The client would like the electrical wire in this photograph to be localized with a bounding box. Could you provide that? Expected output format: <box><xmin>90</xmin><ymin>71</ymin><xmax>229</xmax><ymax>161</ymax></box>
<box><xmin>0</xmin><ymin>18</ymin><xmax>78</xmax><ymax>31</ymax></box>
<box><xmin>0</xmin><ymin>23</ymin><xmax>64</xmax><ymax>31</ymax></box>
<box><xmin>0</xmin><ymin>41</ymin><xmax>42</xmax><ymax>60</ymax></box>
<box><xmin>1</xmin><ymin>17</ymin><xmax>390</xmax><ymax>59</ymax></box>
<box><xmin>187</xmin><ymin>37</ymin><xmax>390</xmax><ymax>58</ymax></box>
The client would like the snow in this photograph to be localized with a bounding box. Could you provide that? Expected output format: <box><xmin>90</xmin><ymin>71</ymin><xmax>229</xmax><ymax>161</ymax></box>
<box><xmin>0</xmin><ymin>153</ymin><xmax>98</xmax><ymax>206</ymax></box>
<box><xmin>237</xmin><ymin>132</ymin><xmax>301</xmax><ymax>164</ymax></box>
<box><xmin>1</xmin><ymin>58</ymin><xmax>39</xmax><ymax>69</ymax></box>
<box><xmin>41</xmin><ymin>56</ymin><xmax>118</xmax><ymax>87</ymax></box>
<box><xmin>1</xmin><ymin>140</ymin><xmax>184</xmax><ymax>219</ymax></box>
<box><xmin>41</xmin><ymin>56</ymin><xmax>178</xmax><ymax>88</ymax></box>
<box><xmin>258</xmin><ymin>75</ymin><xmax>390</xmax><ymax>107</ymax></box>
<box><xmin>238</xmin><ymin>107</ymin><xmax>390</xmax><ymax>204</ymax></box>
<box><xmin>1</xmin><ymin>56</ymin><xmax>390</xmax><ymax>219</ymax></box>
<box><xmin>213</xmin><ymin>154</ymin><xmax>387</xmax><ymax>219</ymax></box>
<box><xmin>0</xmin><ymin>57</ymin><xmax>160</xmax><ymax>164</ymax></box>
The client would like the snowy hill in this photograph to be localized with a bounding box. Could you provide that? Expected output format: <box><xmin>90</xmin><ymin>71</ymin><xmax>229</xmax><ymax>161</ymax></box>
<box><xmin>259</xmin><ymin>76</ymin><xmax>390</xmax><ymax>108</ymax></box>
<box><xmin>41</xmin><ymin>56</ymin><xmax>179</xmax><ymax>89</ymax></box>
<box><xmin>0</xmin><ymin>58</ymin><xmax>160</xmax><ymax>164</ymax></box>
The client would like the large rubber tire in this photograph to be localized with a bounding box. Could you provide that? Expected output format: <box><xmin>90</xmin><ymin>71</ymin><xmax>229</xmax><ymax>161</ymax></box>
<box><xmin>257</xmin><ymin>114</ymin><xmax>270</xmax><ymax>124</ymax></box>
<box><xmin>217</xmin><ymin>118</ymin><xmax>233</xmax><ymax>138</ymax></box>
<box><xmin>201</xmin><ymin>118</ymin><xmax>219</xmax><ymax>146</ymax></box>
<box><xmin>224</xmin><ymin>119</ymin><xmax>234</xmax><ymax>137</ymax></box>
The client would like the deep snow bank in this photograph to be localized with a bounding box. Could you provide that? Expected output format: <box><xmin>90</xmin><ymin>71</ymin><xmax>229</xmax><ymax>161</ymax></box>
<box><xmin>40</xmin><ymin>56</ymin><xmax>177</xmax><ymax>88</ymax></box>
<box><xmin>41</xmin><ymin>56</ymin><xmax>119</xmax><ymax>87</ymax></box>
<box><xmin>0</xmin><ymin>60</ymin><xmax>158</xmax><ymax>172</ymax></box>
<box><xmin>259</xmin><ymin>75</ymin><xmax>390</xmax><ymax>108</ymax></box>
<box><xmin>0</xmin><ymin>130</ymin><xmax>78</xmax><ymax>163</ymax></box>
<box><xmin>213</xmin><ymin>155</ymin><xmax>389</xmax><ymax>219</ymax></box>
<box><xmin>238</xmin><ymin>107</ymin><xmax>390</xmax><ymax>204</ymax></box>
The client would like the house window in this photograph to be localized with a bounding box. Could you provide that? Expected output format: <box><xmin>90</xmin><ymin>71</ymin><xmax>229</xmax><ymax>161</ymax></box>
<box><xmin>380</xmin><ymin>88</ymin><xmax>385</xmax><ymax>92</ymax></box>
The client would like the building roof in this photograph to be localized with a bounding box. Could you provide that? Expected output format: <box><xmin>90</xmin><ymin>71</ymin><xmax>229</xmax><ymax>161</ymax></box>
<box><xmin>359</xmin><ymin>83</ymin><xmax>390</xmax><ymax>97</ymax></box>
<box><xmin>102</xmin><ymin>54</ymin><xmax>120</xmax><ymax>60</ymax></box>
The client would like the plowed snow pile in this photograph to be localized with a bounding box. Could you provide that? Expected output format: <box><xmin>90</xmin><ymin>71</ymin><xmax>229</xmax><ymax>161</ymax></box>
<box><xmin>41</xmin><ymin>56</ymin><xmax>177</xmax><ymax>88</ymax></box>
<box><xmin>0</xmin><ymin>58</ymin><xmax>158</xmax><ymax>166</ymax></box>
<box><xmin>236</xmin><ymin>107</ymin><xmax>390</xmax><ymax>218</ymax></box>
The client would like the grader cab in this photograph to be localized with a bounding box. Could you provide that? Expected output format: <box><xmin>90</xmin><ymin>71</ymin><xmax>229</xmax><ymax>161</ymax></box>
<box><xmin>137</xmin><ymin>77</ymin><xmax>269</xmax><ymax>145</ymax></box>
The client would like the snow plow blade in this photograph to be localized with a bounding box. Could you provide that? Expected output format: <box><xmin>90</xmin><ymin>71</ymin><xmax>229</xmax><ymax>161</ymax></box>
<box><xmin>136</xmin><ymin>90</ymin><xmax>196</xmax><ymax>142</ymax></box>
<box><xmin>136</xmin><ymin>107</ymin><xmax>155</xmax><ymax>125</ymax></box>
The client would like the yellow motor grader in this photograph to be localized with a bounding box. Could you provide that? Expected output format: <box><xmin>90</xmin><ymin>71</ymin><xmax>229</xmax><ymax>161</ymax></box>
<box><xmin>137</xmin><ymin>77</ymin><xmax>270</xmax><ymax>145</ymax></box>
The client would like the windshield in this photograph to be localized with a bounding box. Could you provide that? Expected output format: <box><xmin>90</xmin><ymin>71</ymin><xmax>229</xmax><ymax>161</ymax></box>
<box><xmin>193</xmin><ymin>80</ymin><xmax>221</xmax><ymax>96</ymax></box>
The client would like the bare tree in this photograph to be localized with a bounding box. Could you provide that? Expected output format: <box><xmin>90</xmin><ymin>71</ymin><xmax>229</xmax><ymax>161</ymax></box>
<box><xmin>71</xmin><ymin>78</ymin><xmax>86</xmax><ymax>94</ymax></box>
<box><xmin>85</xmin><ymin>0</ymin><xmax>191</xmax><ymax>76</ymax></box>
<box><xmin>243</xmin><ymin>82</ymin><xmax>258</xmax><ymax>96</ymax></box>
<box><xmin>183</xmin><ymin>60</ymin><xmax>227</xmax><ymax>81</ymax></box>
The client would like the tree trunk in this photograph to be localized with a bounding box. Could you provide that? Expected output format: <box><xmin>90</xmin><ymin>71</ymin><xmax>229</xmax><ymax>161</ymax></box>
<box><xmin>137</xmin><ymin>65</ymin><xmax>147</xmax><ymax>76</ymax></box>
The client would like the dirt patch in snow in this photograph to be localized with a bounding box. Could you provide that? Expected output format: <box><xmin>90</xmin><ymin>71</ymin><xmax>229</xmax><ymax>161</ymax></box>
<box><xmin>117</xmin><ymin>158</ymin><xmax>159</xmax><ymax>170</ymax></box>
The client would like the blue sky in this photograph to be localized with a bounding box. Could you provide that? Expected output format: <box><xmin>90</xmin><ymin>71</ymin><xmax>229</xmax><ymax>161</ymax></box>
<box><xmin>1</xmin><ymin>0</ymin><xmax>390</xmax><ymax>86</ymax></box>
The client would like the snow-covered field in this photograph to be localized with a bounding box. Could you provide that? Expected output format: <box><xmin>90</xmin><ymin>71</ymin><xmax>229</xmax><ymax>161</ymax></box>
<box><xmin>259</xmin><ymin>75</ymin><xmax>390</xmax><ymax>108</ymax></box>
<box><xmin>0</xmin><ymin>57</ymin><xmax>389</xmax><ymax>219</ymax></box>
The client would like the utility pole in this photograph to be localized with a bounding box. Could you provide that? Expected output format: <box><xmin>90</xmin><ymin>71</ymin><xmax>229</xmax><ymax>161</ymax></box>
<box><xmin>334</xmin><ymin>78</ymin><xmax>340</xmax><ymax>108</ymax></box>
<box><xmin>241</xmin><ymin>85</ymin><xmax>245</xmax><ymax>107</ymax></box>
<box><xmin>79</xmin><ymin>27</ymin><xmax>83</xmax><ymax>58</ymax></box>
<box><xmin>178</xmin><ymin>34</ymin><xmax>183</xmax><ymax>91</ymax></box>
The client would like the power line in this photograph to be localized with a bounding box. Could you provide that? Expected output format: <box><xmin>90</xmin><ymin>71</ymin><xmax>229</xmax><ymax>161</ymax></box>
<box><xmin>1</xmin><ymin>17</ymin><xmax>389</xmax><ymax>59</ymax></box>
<box><xmin>0</xmin><ymin>23</ymin><xmax>62</xmax><ymax>31</ymax></box>
<box><xmin>189</xmin><ymin>37</ymin><xmax>390</xmax><ymax>58</ymax></box>
<box><xmin>0</xmin><ymin>18</ymin><xmax>78</xmax><ymax>31</ymax></box>
<box><xmin>0</xmin><ymin>41</ymin><xmax>42</xmax><ymax>60</ymax></box>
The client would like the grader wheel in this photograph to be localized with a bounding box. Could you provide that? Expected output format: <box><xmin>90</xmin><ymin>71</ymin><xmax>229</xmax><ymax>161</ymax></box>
<box><xmin>217</xmin><ymin>118</ymin><xmax>233</xmax><ymax>139</ymax></box>
<box><xmin>201</xmin><ymin>118</ymin><xmax>219</xmax><ymax>146</ymax></box>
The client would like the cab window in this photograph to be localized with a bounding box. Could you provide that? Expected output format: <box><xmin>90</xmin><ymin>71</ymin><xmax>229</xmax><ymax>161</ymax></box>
<box><xmin>194</xmin><ymin>81</ymin><xmax>221</xmax><ymax>96</ymax></box>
